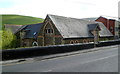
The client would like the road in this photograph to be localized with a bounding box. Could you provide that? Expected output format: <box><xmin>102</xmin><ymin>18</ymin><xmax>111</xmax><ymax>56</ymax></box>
<box><xmin>2</xmin><ymin>45</ymin><xmax>118</xmax><ymax>72</ymax></box>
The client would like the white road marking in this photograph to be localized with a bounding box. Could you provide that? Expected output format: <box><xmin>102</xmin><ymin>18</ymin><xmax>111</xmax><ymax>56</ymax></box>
<box><xmin>3</xmin><ymin>60</ymin><xmax>34</xmax><ymax>66</ymax></box>
<box><xmin>43</xmin><ymin>69</ymin><xmax>52</xmax><ymax>72</ymax></box>
<box><xmin>3</xmin><ymin>46</ymin><xmax>118</xmax><ymax>66</ymax></box>
<box><xmin>40</xmin><ymin>47</ymin><xmax>118</xmax><ymax>62</ymax></box>
<box><xmin>41</xmin><ymin>54</ymin><xmax>117</xmax><ymax>72</ymax></box>
<box><xmin>83</xmin><ymin>54</ymin><xmax>118</xmax><ymax>64</ymax></box>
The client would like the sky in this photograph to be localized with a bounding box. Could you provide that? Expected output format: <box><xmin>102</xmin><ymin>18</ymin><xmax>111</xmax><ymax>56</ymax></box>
<box><xmin>0</xmin><ymin>0</ymin><xmax>119</xmax><ymax>19</ymax></box>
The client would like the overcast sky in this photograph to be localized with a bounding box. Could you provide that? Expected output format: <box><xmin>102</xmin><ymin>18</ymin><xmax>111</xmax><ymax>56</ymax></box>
<box><xmin>0</xmin><ymin>0</ymin><xmax>119</xmax><ymax>19</ymax></box>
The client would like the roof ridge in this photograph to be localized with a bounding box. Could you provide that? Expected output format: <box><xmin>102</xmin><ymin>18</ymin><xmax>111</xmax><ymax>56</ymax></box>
<box><xmin>100</xmin><ymin>15</ymin><xmax>118</xmax><ymax>18</ymax></box>
<box><xmin>48</xmin><ymin>14</ymin><xmax>97</xmax><ymax>23</ymax></box>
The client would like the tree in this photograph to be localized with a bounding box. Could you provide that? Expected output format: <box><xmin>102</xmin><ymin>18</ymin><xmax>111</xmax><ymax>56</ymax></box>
<box><xmin>0</xmin><ymin>29</ymin><xmax>17</xmax><ymax>49</ymax></box>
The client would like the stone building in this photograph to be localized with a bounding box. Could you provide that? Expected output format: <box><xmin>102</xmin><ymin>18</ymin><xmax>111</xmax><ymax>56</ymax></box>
<box><xmin>16</xmin><ymin>14</ymin><xmax>113</xmax><ymax>47</ymax></box>
<box><xmin>15</xmin><ymin>23</ymin><xmax>43</xmax><ymax>47</ymax></box>
<box><xmin>37</xmin><ymin>14</ymin><xmax>113</xmax><ymax>46</ymax></box>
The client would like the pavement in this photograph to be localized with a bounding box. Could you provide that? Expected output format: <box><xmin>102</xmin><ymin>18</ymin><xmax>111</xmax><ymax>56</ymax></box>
<box><xmin>2</xmin><ymin>45</ymin><xmax>119</xmax><ymax>72</ymax></box>
<box><xmin>1</xmin><ymin>45</ymin><xmax>119</xmax><ymax>65</ymax></box>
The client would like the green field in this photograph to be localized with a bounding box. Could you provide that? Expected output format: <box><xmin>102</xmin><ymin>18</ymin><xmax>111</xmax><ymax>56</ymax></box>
<box><xmin>1</xmin><ymin>14</ymin><xmax>44</xmax><ymax>25</ymax></box>
<box><xmin>0</xmin><ymin>14</ymin><xmax>44</xmax><ymax>49</ymax></box>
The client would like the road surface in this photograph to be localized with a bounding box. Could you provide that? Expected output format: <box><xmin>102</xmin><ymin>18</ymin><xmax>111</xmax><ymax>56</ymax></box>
<box><xmin>2</xmin><ymin>45</ymin><xmax>118</xmax><ymax>72</ymax></box>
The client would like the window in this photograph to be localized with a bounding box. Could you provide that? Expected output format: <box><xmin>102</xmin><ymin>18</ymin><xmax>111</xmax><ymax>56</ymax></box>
<box><xmin>83</xmin><ymin>39</ymin><xmax>87</xmax><ymax>43</ymax></box>
<box><xmin>32</xmin><ymin>41</ymin><xmax>38</xmax><ymax>46</ymax></box>
<box><xmin>110</xmin><ymin>27</ymin><xmax>113</xmax><ymax>32</ymax></box>
<box><xmin>70</xmin><ymin>40</ymin><xmax>79</xmax><ymax>44</ymax></box>
<box><xmin>70</xmin><ymin>40</ymin><xmax>74</xmax><ymax>44</ymax></box>
<box><xmin>45</xmin><ymin>29</ymin><xmax>53</xmax><ymax>33</ymax></box>
<box><xmin>48</xmin><ymin>29</ymin><xmax>51</xmax><ymax>33</ymax></box>
<box><xmin>87</xmin><ymin>39</ymin><xmax>90</xmax><ymax>43</ymax></box>
<box><xmin>75</xmin><ymin>40</ymin><xmax>79</xmax><ymax>43</ymax></box>
<box><xmin>115</xmin><ymin>27</ymin><xmax>119</xmax><ymax>31</ymax></box>
<box><xmin>51</xmin><ymin>29</ymin><xmax>53</xmax><ymax>33</ymax></box>
<box><xmin>45</xmin><ymin>29</ymin><xmax>48</xmax><ymax>33</ymax></box>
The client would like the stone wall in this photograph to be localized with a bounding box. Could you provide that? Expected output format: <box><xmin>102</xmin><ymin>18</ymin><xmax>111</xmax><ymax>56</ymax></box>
<box><xmin>37</xmin><ymin>15</ymin><xmax>63</xmax><ymax>46</ymax></box>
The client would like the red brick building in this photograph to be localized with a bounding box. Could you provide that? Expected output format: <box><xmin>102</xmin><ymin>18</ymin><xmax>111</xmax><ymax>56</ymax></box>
<box><xmin>95</xmin><ymin>16</ymin><xmax>120</xmax><ymax>39</ymax></box>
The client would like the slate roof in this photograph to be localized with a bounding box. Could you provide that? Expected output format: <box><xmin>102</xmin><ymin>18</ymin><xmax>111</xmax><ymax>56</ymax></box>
<box><xmin>47</xmin><ymin>14</ymin><xmax>113</xmax><ymax>38</ymax></box>
<box><xmin>14</xmin><ymin>25</ymin><xmax>28</xmax><ymax>34</ymax></box>
<box><xmin>24</xmin><ymin>23</ymin><xmax>43</xmax><ymax>38</ymax></box>
<box><xmin>88</xmin><ymin>24</ymin><xmax>101</xmax><ymax>31</ymax></box>
<box><xmin>4</xmin><ymin>24</ymin><xmax>23</xmax><ymax>34</ymax></box>
<box><xmin>83</xmin><ymin>17</ymin><xmax>98</xmax><ymax>21</ymax></box>
<box><xmin>15</xmin><ymin>23</ymin><xmax>43</xmax><ymax>39</ymax></box>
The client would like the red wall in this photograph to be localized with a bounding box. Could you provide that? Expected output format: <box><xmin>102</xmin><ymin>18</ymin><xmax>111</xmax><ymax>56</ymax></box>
<box><xmin>95</xmin><ymin>17</ymin><xmax>115</xmax><ymax>35</ymax></box>
<box><xmin>109</xmin><ymin>20</ymin><xmax>115</xmax><ymax>35</ymax></box>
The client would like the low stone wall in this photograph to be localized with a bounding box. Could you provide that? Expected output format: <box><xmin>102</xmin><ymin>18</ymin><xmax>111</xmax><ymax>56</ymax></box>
<box><xmin>2</xmin><ymin>40</ymin><xmax>120</xmax><ymax>61</ymax></box>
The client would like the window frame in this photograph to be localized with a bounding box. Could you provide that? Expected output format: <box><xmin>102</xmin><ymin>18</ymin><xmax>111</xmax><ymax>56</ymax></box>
<box><xmin>45</xmin><ymin>28</ymin><xmax>54</xmax><ymax>34</ymax></box>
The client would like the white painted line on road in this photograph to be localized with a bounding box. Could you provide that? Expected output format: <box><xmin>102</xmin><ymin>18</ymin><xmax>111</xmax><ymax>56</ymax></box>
<box><xmin>3</xmin><ymin>45</ymin><xmax>118</xmax><ymax>66</ymax></box>
<box><xmin>3</xmin><ymin>62</ymin><xmax>25</xmax><ymax>66</ymax></box>
<box><xmin>40</xmin><ymin>54</ymin><xmax>118</xmax><ymax>72</ymax></box>
<box><xmin>40</xmin><ymin>47</ymin><xmax>118</xmax><ymax>62</ymax></box>
<box><xmin>3</xmin><ymin>60</ymin><xmax>34</xmax><ymax>66</ymax></box>
<box><xmin>82</xmin><ymin>54</ymin><xmax>118</xmax><ymax>64</ymax></box>
<box><xmin>43</xmin><ymin>69</ymin><xmax>52</xmax><ymax>72</ymax></box>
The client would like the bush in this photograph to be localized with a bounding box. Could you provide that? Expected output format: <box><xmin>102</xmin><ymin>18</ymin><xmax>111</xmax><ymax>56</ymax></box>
<box><xmin>0</xmin><ymin>29</ymin><xmax>17</xmax><ymax>49</ymax></box>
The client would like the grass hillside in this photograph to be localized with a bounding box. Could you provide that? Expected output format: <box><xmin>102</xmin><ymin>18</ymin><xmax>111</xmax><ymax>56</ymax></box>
<box><xmin>1</xmin><ymin>14</ymin><xmax>44</xmax><ymax>25</ymax></box>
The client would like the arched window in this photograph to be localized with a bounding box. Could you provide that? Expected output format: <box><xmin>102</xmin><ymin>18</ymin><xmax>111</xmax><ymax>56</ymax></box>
<box><xmin>83</xmin><ymin>39</ymin><xmax>87</xmax><ymax>43</ymax></box>
<box><xmin>87</xmin><ymin>39</ymin><xmax>90</xmax><ymax>43</ymax></box>
<box><xmin>70</xmin><ymin>40</ymin><xmax>74</xmax><ymax>44</ymax></box>
<box><xmin>32</xmin><ymin>41</ymin><xmax>38</xmax><ymax>46</ymax></box>
<box><xmin>75</xmin><ymin>40</ymin><xmax>79</xmax><ymax>43</ymax></box>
